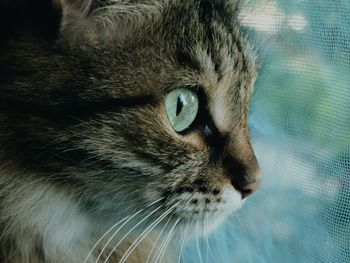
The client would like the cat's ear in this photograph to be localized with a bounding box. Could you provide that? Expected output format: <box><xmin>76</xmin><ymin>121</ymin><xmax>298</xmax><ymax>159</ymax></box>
<box><xmin>57</xmin><ymin>0</ymin><xmax>162</xmax><ymax>43</ymax></box>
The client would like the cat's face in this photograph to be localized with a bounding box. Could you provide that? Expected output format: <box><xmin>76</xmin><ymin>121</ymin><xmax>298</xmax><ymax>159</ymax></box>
<box><xmin>1</xmin><ymin>0</ymin><xmax>259</xmax><ymax>237</ymax></box>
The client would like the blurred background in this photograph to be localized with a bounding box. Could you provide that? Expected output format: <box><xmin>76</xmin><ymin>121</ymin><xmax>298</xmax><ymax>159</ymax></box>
<box><xmin>184</xmin><ymin>0</ymin><xmax>350</xmax><ymax>262</ymax></box>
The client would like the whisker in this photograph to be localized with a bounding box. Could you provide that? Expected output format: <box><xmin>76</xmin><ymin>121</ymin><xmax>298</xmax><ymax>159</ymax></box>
<box><xmin>145</xmin><ymin>215</ymin><xmax>173</xmax><ymax>263</ymax></box>
<box><xmin>196</xmin><ymin>221</ymin><xmax>204</xmax><ymax>263</ymax></box>
<box><xmin>156</xmin><ymin>218</ymin><xmax>180</xmax><ymax>263</ymax></box>
<box><xmin>201</xmin><ymin>209</ymin><xmax>205</xmax><ymax>263</ymax></box>
<box><xmin>205</xmin><ymin>213</ymin><xmax>210</xmax><ymax>263</ymax></box>
<box><xmin>102</xmin><ymin>203</ymin><xmax>164</xmax><ymax>263</ymax></box>
<box><xmin>93</xmin><ymin>197</ymin><xmax>164</xmax><ymax>263</ymax></box>
<box><xmin>95</xmin><ymin>212</ymin><xmax>142</xmax><ymax>263</ymax></box>
<box><xmin>152</xmin><ymin>225</ymin><xmax>172</xmax><ymax>263</ymax></box>
<box><xmin>177</xmin><ymin>220</ymin><xmax>190</xmax><ymax>263</ymax></box>
<box><xmin>119</xmin><ymin>202</ymin><xmax>178</xmax><ymax>263</ymax></box>
<box><xmin>146</xmin><ymin>197</ymin><xmax>166</xmax><ymax>208</ymax></box>
<box><xmin>83</xmin><ymin>215</ymin><xmax>130</xmax><ymax>263</ymax></box>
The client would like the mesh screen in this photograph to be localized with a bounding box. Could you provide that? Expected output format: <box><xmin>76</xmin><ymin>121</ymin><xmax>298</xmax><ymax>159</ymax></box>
<box><xmin>183</xmin><ymin>1</ymin><xmax>350</xmax><ymax>262</ymax></box>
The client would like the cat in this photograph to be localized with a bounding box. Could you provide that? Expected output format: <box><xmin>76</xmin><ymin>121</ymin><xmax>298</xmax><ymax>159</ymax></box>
<box><xmin>0</xmin><ymin>0</ymin><xmax>260</xmax><ymax>262</ymax></box>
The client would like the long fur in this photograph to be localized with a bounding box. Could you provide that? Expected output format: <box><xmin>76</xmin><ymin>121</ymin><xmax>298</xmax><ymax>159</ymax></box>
<box><xmin>0</xmin><ymin>0</ymin><xmax>259</xmax><ymax>262</ymax></box>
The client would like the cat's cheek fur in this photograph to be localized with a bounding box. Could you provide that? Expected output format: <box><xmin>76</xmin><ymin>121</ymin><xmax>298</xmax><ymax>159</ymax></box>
<box><xmin>0</xmin><ymin>177</ymin><xmax>92</xmax><ymax>262</ymax></box>
<box><xmin>172</xmin><ymin>186</ymin><xmax>243</xmax><ymax>237</ymax></box>
<box><xmin>1</xmin><ymin>177</ymin><xmax>160</xmax><ymax>262</ymax></box>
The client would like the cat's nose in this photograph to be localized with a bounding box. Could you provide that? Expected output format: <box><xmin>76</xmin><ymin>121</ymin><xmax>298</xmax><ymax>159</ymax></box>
<box><xmin>236</xmin><ymin>179</ymin><xmax>260</xmax><ymax>199</ymax></box>
<box><xmin>222</xmin><ymin>154</ymin><xmax>260</xmax><ymax>199</ymax></box>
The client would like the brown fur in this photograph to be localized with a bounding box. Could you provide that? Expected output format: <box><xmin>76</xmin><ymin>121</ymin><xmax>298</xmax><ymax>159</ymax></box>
<box><xmin>0</xmin><ymin>0</ymin><xmax>259</xmax><ymax>262</ymax></box>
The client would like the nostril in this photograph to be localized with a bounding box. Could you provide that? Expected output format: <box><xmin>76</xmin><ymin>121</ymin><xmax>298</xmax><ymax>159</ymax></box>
<box><xmin>241</xmin><ymin>188</ymin><xmax>253</xmax><ymax>199</ymax></box>
<box><xmin>238</xmin><ymin>180</ymin><xmax>260</xmax><ymax>199</ymax></box>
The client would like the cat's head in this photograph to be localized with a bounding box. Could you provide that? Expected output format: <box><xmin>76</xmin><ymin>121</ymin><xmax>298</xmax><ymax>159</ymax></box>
<box><xmin>1</xmin><ymin>0</ymin><xmax>259</xmax><ymax>237</ymax></box>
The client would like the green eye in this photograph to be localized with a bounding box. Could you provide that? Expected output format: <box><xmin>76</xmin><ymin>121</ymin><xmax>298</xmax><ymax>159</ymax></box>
<box><xmin>165</xmin><ymin>87</ymin><xmax>199</xmax><ymax>132</ymax></box>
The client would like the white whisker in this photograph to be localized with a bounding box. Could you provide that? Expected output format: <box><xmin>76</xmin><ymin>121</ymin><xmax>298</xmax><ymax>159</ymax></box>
<box><xmin>145</xmin><ymin>215</ymin><xmax>173</xmax><ymax>263</ymax></box>
<box><xmin>178</xmin><ymin>220</ymin><xmax>190</xmax><ymax>263</ymax></box>
<box><xmin>157</xmin><ymin>218</ymin><xmax>180</xmax><ymax>263</ymax></box>
<box><xmin>95</xmin><ymin>213</ymin><xmax>140</xmax><ymax>263</ymax></box>
<box><xmin>205</xmin><ymin>214</ymin><xmax>210</xmax><ymax>263</ymax></box>
<box><xmin>83</xmin><ymin>215</ymin><xmax>130</xmax><ymax>263</ymax></box>
<box><xmin>94</xmin><ymin>197</ymin><xmax>164</xmax><ymax>263</ymax></box>
<box><xmin>196</xmin><ymin>221</ymin><xmax>203</xmax><ymax>263</ymax></box>
<box><xmin>119</xmin><ymin>202</ymin><xmax>178</xmax><ymax>263</ymax></box>
<box><xmin>146</xmin><ymin>197</ymin><xmax>166</xmax><ymax>208</ymax></box>
<box><xmin>152</xmin><ymin>227</ymin><xmax>171</xmax><ymax>263</ymax></box>
<box><xmin>102</xmin><ymin>204</ymin><xmax>164</xmax><ymax>263</ymax></box>
<box><xmin>201</xmin><ymin>211</ymin><xmax>205</xmax><ymax>263</ymax></box>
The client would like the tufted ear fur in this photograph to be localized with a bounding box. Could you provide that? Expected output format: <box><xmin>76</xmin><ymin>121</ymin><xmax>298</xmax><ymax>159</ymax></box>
<box><xmin>58</xmin><ymin>0</ymin><xmax>165</xmax><ymax>43</ymax></box>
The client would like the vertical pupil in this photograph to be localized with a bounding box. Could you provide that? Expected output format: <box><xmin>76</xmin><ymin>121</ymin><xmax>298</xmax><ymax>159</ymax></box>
<box><xmin>176</xmin><ymin>95</ymin><xmax>184</xmax><ymax>116</ymax></box>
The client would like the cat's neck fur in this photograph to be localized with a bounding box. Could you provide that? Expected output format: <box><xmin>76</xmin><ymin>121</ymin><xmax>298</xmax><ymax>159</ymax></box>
<box><xmin>0</xmin><ymin>170</ymin><xmax>173</xmax><ymax>262</ymax></box>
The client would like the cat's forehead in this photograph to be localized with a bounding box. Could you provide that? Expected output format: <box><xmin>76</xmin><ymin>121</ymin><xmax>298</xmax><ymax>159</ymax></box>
<box><xmin>157</xmin><ymin>0</ymin><xmax>257</xmax><ymax>132</ymax></box>
<box><xmin>47</xmin><ymin>0</ymin><xmax>256</xmax><ymax>134</ymax></box>
<box><xmin>100</xmin><ymin>0</ymin><xmax>258</xmax><ymax>133</ymax></box>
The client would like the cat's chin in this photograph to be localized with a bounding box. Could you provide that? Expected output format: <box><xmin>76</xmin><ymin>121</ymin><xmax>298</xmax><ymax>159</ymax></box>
<box><xmin>176</xmin><ymin>213</ymin><xmax>231</xmax><ymax>239</ymax></box>
<box><xmin>170</xmin><ymin>186</ymin><xmax>244</xmax><ymax>238</ymax></box>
